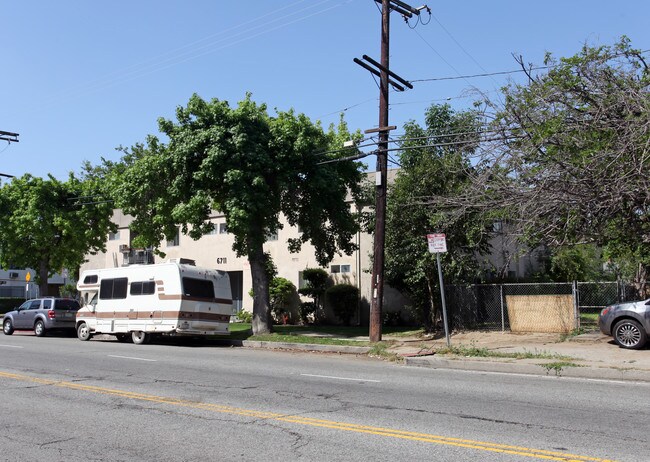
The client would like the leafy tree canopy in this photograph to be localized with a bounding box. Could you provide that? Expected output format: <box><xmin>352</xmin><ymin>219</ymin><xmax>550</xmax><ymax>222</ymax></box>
<box><xmin>385</xmin><ymin>104</ymin><xmax>492</xmax><ymax>329</ymax></box>
<box><xmin>108</xmin><ymin>94</ymin><xmax>363</xmax><ymax>333</ymax></box>
<box><xmin>0</xmin><ymin>173</ymin><xmax>115</xmax><ymax>295</ymax></box>
<box><xmin>428</xmin><ymin>38</ymin><xmax>650</xmax><ymax>295</ymax></box>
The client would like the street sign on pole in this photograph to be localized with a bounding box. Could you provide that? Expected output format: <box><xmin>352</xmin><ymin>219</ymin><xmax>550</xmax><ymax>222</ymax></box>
<box><xmin>427</xmin><ymin>233</ymin><xmax>447</xmax><ymax>253</ymax></box>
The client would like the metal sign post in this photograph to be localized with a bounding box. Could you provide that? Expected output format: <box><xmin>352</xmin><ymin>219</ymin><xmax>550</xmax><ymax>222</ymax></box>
<box><xmin>427</xmin><ymin>234</ymin><xmax>450</xmax><ymax>347</ymax></box>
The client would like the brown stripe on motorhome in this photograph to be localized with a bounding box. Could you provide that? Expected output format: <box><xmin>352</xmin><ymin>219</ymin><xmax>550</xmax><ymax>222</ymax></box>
<box><xmin>91</xmin><ymin>311</ymin><xmax>231</xmax><ymax>322</ymax></box>
<box><xmin>77</xmin><ymin>311</ymin><xmax>96</xmax><ymax>318</ymax></box>
<box><xmin>157</xmin><ymin>294</ymin><xmax>232</xmax><ymax>304</ymax></box>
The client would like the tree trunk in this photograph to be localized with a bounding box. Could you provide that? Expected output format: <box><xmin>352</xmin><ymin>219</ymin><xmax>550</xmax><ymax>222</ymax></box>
<box><xmin>38</xmin><ymin>259</ymin><xmax>49</xmax><ymax>297</ymax></box>
<box><xmin>249</xmin><ymin>244</ymin><xmax>272</xmax><ymax>335</ymax></box>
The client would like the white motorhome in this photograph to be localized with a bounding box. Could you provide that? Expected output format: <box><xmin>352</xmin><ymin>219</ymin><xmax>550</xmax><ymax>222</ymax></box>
<box><xmin>75</xmin><ymin>260</ymin><xmax>233</xmax><ymax>344</ymax></box>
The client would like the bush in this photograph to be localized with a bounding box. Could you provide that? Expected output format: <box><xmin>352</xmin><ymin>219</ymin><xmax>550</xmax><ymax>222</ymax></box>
<box><xmin>236</xmin><ymin>310</ymin><xmax>252</xmax><ymax>323</ymax></box>
<box><xmin>383</xmin><ymin>310</ymin><xmax>401</xmax><ymax>326</ymax></box>
<box><xmin>326</xmin><ymin>284</ymin><xmax>359</xmax><ymax>325</ymax></box>
<box><xmin>298</xmin><ymin>268</ymin><xmax>329</xmax><ymax>320</ymax></box>
<box><xmin>269</xmin><ymin>277</ymin><xmax>297</xmax><ymax>324</ymax></box>
<box><xmin>59</xmin><ymin>283</ymin><xmax>77</xmax><ymax>298</ymax></box>
<box><xmin>299</xmin><ymin>301</ymin><xmax>317</xmax><ymax>324</ymax></box>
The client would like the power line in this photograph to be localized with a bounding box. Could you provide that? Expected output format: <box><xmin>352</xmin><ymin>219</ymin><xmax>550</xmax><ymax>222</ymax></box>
<box><xmin>411</xmin><ymin>27</ymin><xmax>476</xmax><ymax>89</ymax></box>
<box><xmin>412</xmin><ymin>67</ymin><xmax>551</xmax><ymax>82</ymax></box>
<box><xmin>411</xmin><ymin>48</ymin><xmax>650</xmax><ymax>83</ymax></box>
<box><xmin>26</xmin><ymin>1</ymin><xmax>349</xmax><ymax>113</ymax></box>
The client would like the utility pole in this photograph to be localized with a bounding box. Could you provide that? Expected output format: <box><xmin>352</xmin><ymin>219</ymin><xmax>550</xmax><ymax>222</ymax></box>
<box><xmin>0</xmin><ymin>130</ymin><xmax>18</xmax><ymax>180</ymax></box>
<box><xmin>371</xmin><ymin>0</ymin><xmax>391</xmax><ymax>343</ymax></box>
<box><xmin>355</xmin><ymin>0</ymin><xmax>426</xmax><ymax>342</ymax></box>
<box><xmin>0</xmin><ymin>130</ymin><xmax>19</xmax><ymax>143</ymax></box>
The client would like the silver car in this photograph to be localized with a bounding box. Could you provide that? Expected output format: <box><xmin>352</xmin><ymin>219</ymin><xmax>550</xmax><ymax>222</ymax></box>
<box><xmin>599</xmin><ymin>299</ymin><xmax>650</xmax><ymax>349</ymax></box>
<box><xmin>3</xmin><ymin>298</ymin><xmax>81</xmax><ymax>337</ymax></box>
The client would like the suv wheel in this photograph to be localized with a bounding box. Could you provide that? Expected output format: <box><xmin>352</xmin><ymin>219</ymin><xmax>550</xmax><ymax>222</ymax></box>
<box><xmin>3</xmin><ymin>319</ymin><xmax>14</xmax><ymax>335</ymax></box>
<box><xmin>613</xmin><ymin>319</ymin><xmax>648</xmax><ymax>350</ymax></box>
<box><xmin>34</xmin><ymin>319</ymin><xmax>46</xmax><ymax>337</ymax></box>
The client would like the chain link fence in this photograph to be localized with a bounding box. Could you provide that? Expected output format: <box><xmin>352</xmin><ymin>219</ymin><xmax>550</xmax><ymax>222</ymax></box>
<box><xmin>575</xmin><ymin>282</ymin><xmax>637</xmax><ymax>328</ymax></box>
<box><xmin>445</xmin><ymin>281</ymin><xmax>637</xmax><ymax>333</ymax></box>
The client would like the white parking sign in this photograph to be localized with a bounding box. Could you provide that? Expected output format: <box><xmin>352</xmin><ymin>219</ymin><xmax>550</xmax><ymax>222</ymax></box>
<box><xmin>427</xmin><ymin>233</ymin><xmax>447</xmax><ymax>253</ymax></box>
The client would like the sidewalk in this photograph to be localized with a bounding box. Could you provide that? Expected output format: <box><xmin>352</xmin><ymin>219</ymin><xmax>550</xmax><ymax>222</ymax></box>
<box><xmin>236</xmin><ymin>331</ymin><xmax>650</xmax><ymax>382</ymax></box>
<box><xmin>391</xmin><ymin>331</ymin><xmax>650</xmax><ymax>381</ymax></box>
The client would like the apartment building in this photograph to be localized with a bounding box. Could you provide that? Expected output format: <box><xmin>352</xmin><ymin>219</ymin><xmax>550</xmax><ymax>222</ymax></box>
<box><xmin>80</xmin><ymin>207</ymin><xmax>411</xmax><ymax>324</ymax></box>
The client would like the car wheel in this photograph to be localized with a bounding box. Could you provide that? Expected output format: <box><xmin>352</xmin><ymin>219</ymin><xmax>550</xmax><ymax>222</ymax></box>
<box><xmin>77</xmin><ymin>322</ymin><xmax>92</xmax><ymax>341</ymax></box>
<box><xmin>131</xmin><ymin>331</ymin><xmax>149</xmax><ymax>345</ymax></box>
<box><xmin>613</xmin><ymin>319</ymin><xmax>647</xmax><ymax>350</ymax></box>
<box><xmin>115</xmin><ymin>333</ymin><xmax>130</xmax><ymax>343</ymax></box>
<box><xmin>3</xmin><ymin>319</ymin><xmax>14</xmax><ymax>335</ymax></box>
<box><xmin>34</xmin><ymin>319</ymin><xmax>46</xmax><ymax>337</ymax></box>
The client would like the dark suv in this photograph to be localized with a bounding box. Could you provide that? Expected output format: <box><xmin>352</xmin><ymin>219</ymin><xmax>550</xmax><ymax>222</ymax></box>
<box><xmin>3</xmin><ymin>298</ymin><xmax>81</xmax><ymax>337</ymax></box>
<box><xmin>599</xmin><ymin>299</ymin><xmax>650</xmax><ymax>349</ymax></box>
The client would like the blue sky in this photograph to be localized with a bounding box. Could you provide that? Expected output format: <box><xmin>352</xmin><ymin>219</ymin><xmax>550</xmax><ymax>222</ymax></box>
<box><xmin>2</xmin><ymin>0</ymin><xmax>648</xmax><ymax>180</ymax></box>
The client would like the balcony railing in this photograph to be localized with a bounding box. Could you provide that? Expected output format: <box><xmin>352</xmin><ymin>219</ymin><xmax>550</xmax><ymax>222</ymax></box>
<box><xmin>122</xmin><ymin>248</ymin><xmax>155</xmax><ymax>266</ymax></box>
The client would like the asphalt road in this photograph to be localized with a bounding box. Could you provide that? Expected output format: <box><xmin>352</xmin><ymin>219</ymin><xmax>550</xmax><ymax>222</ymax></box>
<box><xmin>0</xmin><ymin>333</ymin><xmax>648</xmax><ymax>461</ymax></box>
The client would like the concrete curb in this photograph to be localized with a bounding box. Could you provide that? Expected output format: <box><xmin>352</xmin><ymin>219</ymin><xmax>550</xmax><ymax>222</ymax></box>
<box><xmin>215</xmin><ymin>339</ymin><xmax>650</xmax><ymax>382</ymax></box>
<box><xmin>211</xmin><ymin>339</ymin><xmax>372</xmax><ymax>355</ymax></box>
<box><xmin>403</xmin><ymin>356</ymin><xmax>650</xmax><ymax>382</ymax></box>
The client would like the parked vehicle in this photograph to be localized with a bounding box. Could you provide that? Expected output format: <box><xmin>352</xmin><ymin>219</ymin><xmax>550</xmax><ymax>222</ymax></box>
<box><xmin>3</xmin><ymin>298</ymin><xmax>81</xmax><ymax>336</ymax></box>
<box><xmin>599</xmin><ymin>299</ymin><xmax>650</xmax><ymax>349</ymax></box>
<box><xmin>76</xmin><ymin>259</ymin><xmax>233</xmax><ymax>344</ymax></box>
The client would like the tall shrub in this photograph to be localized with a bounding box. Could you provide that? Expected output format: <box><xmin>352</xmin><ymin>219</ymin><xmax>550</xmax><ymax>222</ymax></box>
<box><xmin>326</xmin><ymin>284</ymin><xmax>359</xmax><ymax>326</ymax></box>
<box><xmin>298</xmin><ymin>268</ymin><xmax>329</xmax><ymax>323</ymax></box>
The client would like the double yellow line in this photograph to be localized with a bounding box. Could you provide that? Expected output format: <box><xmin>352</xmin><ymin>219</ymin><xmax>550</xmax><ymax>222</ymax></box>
<box><xmin>0</xmin><ymin>371</ymin><xmax>614</xmax><ymax>461</ymax></box>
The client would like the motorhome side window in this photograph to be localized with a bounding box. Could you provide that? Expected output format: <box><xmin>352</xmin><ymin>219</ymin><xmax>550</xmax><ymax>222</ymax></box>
<box><xmin>99</xmin><ymin>278</ymin><xmax>128</xmax><ymax>299</ymax></box>
<box><xmin>182</xmin><ymin>277</ymin><xmax>215</xmax><ymax>299</ymax></box>
<box><xmin>83</xmin><ymin>275</ymin><xmax>98</xmax><ymax>284</ymax></box>
<box><xmin>130</xmin><ymin>281</ymin><xmax>156</xmax><ymax>296</ymax></box>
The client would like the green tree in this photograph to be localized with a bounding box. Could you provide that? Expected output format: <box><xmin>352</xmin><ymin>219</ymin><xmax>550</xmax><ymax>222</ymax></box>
<box><xmin>0</xmin><ymin>174</ymin><xmax>115</xmax><ymax>296</ymax></box>
<box><xmin>109</xmin><ymin>94</ymin><xmax>362</xmax><ymax>334</ymax></box>
<box><xmin>460</xmin><ymin>38</ymin><xmax>650</xmax><ymax>296</ymax></box>
<box><xmin>536</xmin><ymin>244</ymin><xmax>608</xmax><ymax>282</ymax></box>
<box><xmin>385</xmin><ymin>104</ymin><xmax>492</xmax><ymax>330</ymax></box>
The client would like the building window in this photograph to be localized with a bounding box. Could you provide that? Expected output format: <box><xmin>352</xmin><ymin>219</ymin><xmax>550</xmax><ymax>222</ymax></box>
<box><xmin>108</xmin><ymin>231</ymin><xmax>120</xmax><ymax>241</ymax></box>
<box><xmin>330</xmin><ymin>264</ymin><xmax>351</xmax><ymax>274</ymax></box>
<box><xmin>219</xmin><ymin>223</ymin><xmax>228</xmax><ymax>234</ymax></box>
<box><xmin>167</xmin><ymin>228</ymin><xmax>180</xmax><ymax>247</ymax></box>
